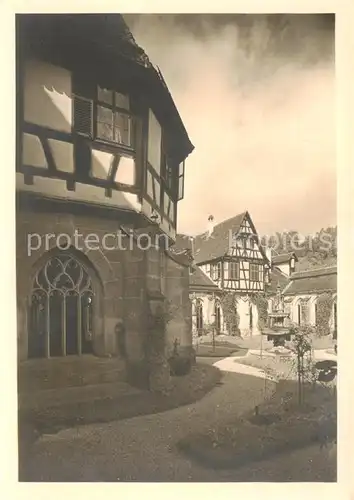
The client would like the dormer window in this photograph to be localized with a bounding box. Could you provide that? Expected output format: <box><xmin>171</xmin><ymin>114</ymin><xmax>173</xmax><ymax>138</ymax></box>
<box><xmin>96</xmin><ymin>86</ymin><xmax>132</xmax><ymax>147</ymax></box>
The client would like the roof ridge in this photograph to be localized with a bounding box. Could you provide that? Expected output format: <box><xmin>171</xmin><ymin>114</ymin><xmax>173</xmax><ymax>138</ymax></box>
<box><xmin>292</xmin><ymin>264</ymin><xmax>337</xmax><ymax>274</ymax></box>
<box><xmin>192</xmin><ymin>211</ymin><xmax>247</xmax><ymax>239</ymax></box>
<box><xmin>212</xmin><ymin>211</ymin><xmax>247</xmax><ymax>230</ymax></box>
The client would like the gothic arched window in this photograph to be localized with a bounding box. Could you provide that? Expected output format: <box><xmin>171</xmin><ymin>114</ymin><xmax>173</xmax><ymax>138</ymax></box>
<box><xmin>29</xmin><ymin>253</ymin><xmax>95</xmax><ymax>358</ymax></box>
<box><xmin>196</xmin><ymin>299</ymin><xmax>203</xmax><ymax>332</ymax></box>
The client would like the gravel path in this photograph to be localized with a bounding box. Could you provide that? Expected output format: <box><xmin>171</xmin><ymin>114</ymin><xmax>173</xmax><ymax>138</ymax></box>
<box><xmin>21</xmin><ymin>360</ymin><xmax>335</xmax><ymax>482</ymax></box>
<box><xmin>22</xmin><ymin>371</ymin><xmax>274</xmax><ymax>482</ymax></box>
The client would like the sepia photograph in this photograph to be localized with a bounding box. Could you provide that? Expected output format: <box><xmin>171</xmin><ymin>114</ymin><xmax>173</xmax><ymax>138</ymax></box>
<box><xmin>15</xmin><ymin>11</ymin><xmax>338</xmax><ymax>483</ymax></box>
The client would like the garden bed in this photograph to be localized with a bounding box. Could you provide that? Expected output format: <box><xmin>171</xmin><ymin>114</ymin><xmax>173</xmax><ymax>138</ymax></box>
<box><xmin>177</xmin><ymin>379</ymin><xmax>336</xmax><ymax>470</ymax></box>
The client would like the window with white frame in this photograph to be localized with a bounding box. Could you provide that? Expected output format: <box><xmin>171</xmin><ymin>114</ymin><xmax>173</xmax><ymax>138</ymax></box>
<box><xmin>228</xmin><ymin>261</ymin><xmax>239</xmax><ymax>280</ymax></box>
<box><xmin>211</xmin><ymin>262</ymin><xmax>222</xmax><ymax>280</ymax></box>
<box><xmin>96</xmin><ymin>86</ymin><xmax>132</xmax><ymax>147</ymax></box>
<box><xmin>250</xmin><ymin>263</ymin><xmax>259</xmax><ymax>281</ymax></box>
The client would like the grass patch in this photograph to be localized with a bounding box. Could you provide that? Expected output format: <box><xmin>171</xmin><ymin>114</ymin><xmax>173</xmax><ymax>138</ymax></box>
<box><xmin>195</xmin><ymin>344</ymin><xmax>243</xmax><ymax>357</ymax></box>
<box><xmin>195</xmin><ymin>340</ymin><xmax>248</xmax><ymax>358</ymax></box>
<box><xmin>177</xmin><ymin>379</ymin><xmax>336</xmax><ymax>470</ymax></box>
<box><xmin>237</xmin><ymin>354</ymin><xmax>296</xmax><ymax>381</ymax></box>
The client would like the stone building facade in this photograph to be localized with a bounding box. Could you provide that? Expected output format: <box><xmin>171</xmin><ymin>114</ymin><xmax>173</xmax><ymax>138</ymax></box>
<box><xmin>16</xmin><ymin>14</ymin><xmax>194</xmax><ymax>393</ymax></box>
<box><xmin>268</xmin><ymin>257</ymin><xmax>337</xmax><ymax>338</ymax></box>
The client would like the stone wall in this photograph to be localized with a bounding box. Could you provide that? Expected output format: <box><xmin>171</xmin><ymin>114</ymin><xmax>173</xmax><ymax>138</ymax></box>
<box><xmin>16</xmin><ymin>209</ymin><xmax>147</xmax><ymax>369</ymax></box>
<box><xmin>17</xmin><ymin>207</ymin><xmax>194</xmax><ymax>390</ymax></box>
<box><xmin>164</xmin><ymin>253</ymin><xmax>194</xmax><ymax>360</ymax></box>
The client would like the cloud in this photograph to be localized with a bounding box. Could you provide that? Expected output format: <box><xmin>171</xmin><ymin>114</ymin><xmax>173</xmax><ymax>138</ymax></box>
<box><xmin>126</xmin><ymin>14</ymin><xmax>335</xmax><ymax>236</ymax></box>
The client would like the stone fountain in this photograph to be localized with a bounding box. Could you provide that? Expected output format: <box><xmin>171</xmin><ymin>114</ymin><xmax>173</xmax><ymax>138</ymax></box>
<box><xmin>262</xmin><ymin>284</ymin><xmax>294</xmax><ymax>354</ymax></box>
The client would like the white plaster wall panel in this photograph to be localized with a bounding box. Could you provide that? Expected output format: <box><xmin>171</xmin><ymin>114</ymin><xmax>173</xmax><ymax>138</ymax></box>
<box><xmin>48</xmin><ymin>139</ymin><xmax>74</xmax><ymax>173</ymax></box>
<box><xmin>24</xmin><ymin>59</ymin><xmax>72</xmax><ymax>132</ymax></box>
<box><xmin>115</xmin><ymin>156</ymin><xmax>135</xmax><ymax>186</ymax></box>
<box><xmin>146</xmin><ymin>171</ymin><xmax>154</xmax><ymax>199</ymax></box>
<box><xmin>124</xmin><ymin>193</ymin><xmax>141</xmax><ymax>212</ymax></box>
<box><xmin>147</xmin><ymin>109</ymin><xmax>161</xmax><ymax>174</ymax></box>
<box><xmin>22</xmin><ymin>133</ymin><xmax>47</xmax><ymax>169</ymax></box>
<box><xmin>277</xmin><ymin>263</ymin><xmax>290</xmax><ymax>276</ymax></box>
<box><xmin>153</xmin><ymin>177</ymin><xmax>161</xmax><ymax>203</ymax></box>
<box><xmin>91</xmin><ymin>149</ymin><xmax>113</xmax><ymax>180</ymax></box>
<box><xmin>16</xmin><ymin>173</ymin><xmax>142</xmax><ymax>212</ymax></box>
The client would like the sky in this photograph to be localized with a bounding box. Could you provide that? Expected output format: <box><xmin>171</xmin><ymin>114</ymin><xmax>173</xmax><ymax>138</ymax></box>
<box><xmin>125</xmin><ymin>14</ymin><xmax>336</xmax><ymax>238</ymax></box>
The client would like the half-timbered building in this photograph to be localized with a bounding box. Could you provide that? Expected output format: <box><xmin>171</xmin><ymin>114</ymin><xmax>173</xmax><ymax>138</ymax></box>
<box><xmin>16</xmin><ymin>14</ymin><xmax>194</xmax><ymax>395</ymax></box>
<box><xmin>174</xmin><ymin>211</ymin><xmax>270</xmax><ymax>337</ymax></box>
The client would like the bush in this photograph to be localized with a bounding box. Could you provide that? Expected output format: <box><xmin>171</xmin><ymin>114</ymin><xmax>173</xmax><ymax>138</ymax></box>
<box><xmin>169</xmin><ymin>356</ymin><xmax>192</xmax><ymax>376</ymax></box>
<box><xmin>168</xmin><ymin>338</ymin><xmax>193</xmax><ymax>376</ymax></box>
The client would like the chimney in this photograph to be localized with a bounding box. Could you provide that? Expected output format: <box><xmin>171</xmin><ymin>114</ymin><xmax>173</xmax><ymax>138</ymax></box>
<box><xmin>289</xmin><ymin>255</ymin><xmax>296</xmax><ymax>275</ymax></box>
<box><xmin>207</xmin><ymin>215</ymin><xmax>215</xmax><ymax>238</ymax></box>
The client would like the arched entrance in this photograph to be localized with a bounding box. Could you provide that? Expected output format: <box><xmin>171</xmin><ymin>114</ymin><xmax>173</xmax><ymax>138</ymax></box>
<box><xmin>28</xmin><ymin>253</ymin><xmax>95</xmax><ymax>358</ymax></box>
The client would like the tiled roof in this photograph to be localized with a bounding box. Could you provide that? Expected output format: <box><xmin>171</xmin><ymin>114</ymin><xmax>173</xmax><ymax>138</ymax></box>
<box><xmin>283</xmin><ymin>265</ymin><xmax>337</xmax><ymax>295</ymax></box>
<box><xmin>193</xmin><ymin>212</ymin><xmax>246</xmax><ymax>264</ymax></box>
<box><xmin>267</xmin><ymin>267</ymin><xmax>290</xmax><ymax>294</ymax></box>
<box><xmin>174</xmin><ymin>234</ymin><xmax>193</xmax><ymax>252</ymax></box>
<box><xmin>290</xmin><ymin>266</ymin><xmax>337</xmax><ymax>280</ymax></box>
<box><xmin>174</xmin><ymin>212</ymin><xmax>248</xmax><ymax>264</ymax></box>
<box><xmin>272</xmin><ymin>252</ymin><xmax>298</xmax><ymax>265</ymax></box>
<box><xmin>189</xmin><ymin>266</ymin><xmax>220</xmax><ymax>291</ymax></box>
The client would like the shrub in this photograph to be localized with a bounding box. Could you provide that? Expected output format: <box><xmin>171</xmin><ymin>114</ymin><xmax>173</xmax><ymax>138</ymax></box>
<box><xmin>168</xmin><ymin>338</ymin><xmax>193</xmax><ymax>376</ymax></box>
<box><xmin>221</xmin><ymin>292</ymin><xmax>240</xmax><ymax>336</ymax></box>
<box><xmin>251</xmin><ymin>294</ymin><xmax>268</xmax><ymax>330</ymax></box>
<box><xmin>315</xmin><ymin>293</ymin><xmax>333</xmax><ymax>337</ymax></box>
<box><xmin>169</xmin><ymin>356</ymin><xmax>192</xmax><ymax>376</ymax></box>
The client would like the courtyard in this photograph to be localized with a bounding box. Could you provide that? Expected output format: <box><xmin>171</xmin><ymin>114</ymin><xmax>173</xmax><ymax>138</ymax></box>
<box><xmin>20</xmin><ymin>341</ymin><xmax>336</xmax><ymax>482</ymax></box>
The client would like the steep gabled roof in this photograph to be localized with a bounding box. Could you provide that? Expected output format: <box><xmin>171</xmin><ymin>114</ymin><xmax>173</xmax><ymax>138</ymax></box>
<box><xmin>283</xmin><ymin>265</ymin><xmax>337</xmax><ymax>295</ymax></box>
<box><xmin>174</xmin><ymin>211</ymin><xmax>269</xmax><ymax>264</ymax></box>
<box><xmin>192</xmin><ymin>212</ymin><xmax>246</xmax><ymax>264</ymax></box>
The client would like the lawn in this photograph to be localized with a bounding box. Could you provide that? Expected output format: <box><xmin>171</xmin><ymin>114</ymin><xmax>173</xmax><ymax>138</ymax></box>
<box><xmin>195</xmin><ymin>342</ymin><xmax>247</xmax><ymax>358</ymax></box>
<box><xmin>237</xmin><ymin>353</ymin><xmax>298</xmax><ymax>381</ymax></box>
<box><xmin>177</xmin><ymin>378</ymin><xmax>336</xmax><ymax>472</ymax></box>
